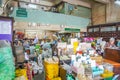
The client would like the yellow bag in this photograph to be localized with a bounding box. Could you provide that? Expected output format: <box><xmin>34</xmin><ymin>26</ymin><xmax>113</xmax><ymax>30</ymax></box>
<box><xmin>46</xmin><ymin>76</ymin><xmax>61</xmax><ymax>80</ymax></box>
<box><xmin>101</xmin><ymin>70</ymin><xmax>114</xmax><ymax>78</ymax></box>
<box><xmin>44</xmin><ymin>61</ymin><xmax>59</xmax><ymax>79</ymax></box>
<box><xmin>52</xmin><ymin>77</ymin><xmax>61</xmax><ymax>80</ymax></box>
<box><xmin>15</xmin><ymin>69</ymin><xmax>28</xmax><ymax>80</ymax></box>
<box><xmin>14</xmin><ymin>76</ymin><xmax>26</xmax><ymax>80</ymax></box>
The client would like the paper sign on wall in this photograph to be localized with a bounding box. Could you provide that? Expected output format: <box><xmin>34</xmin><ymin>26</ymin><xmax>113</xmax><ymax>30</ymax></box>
<box><xmin>0</xmin><ymin>21</ymin><xmax>11</xmax><ymax>34</ymax></box>
<box><xmin>0</xmin><ymin>20</ymin><xmax>12</xmax><ymax>41</ymax></box>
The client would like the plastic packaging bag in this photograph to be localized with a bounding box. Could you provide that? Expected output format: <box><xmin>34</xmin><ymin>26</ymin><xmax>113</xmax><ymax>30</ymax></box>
<box><xmin>0</xmin><ymin>40</ymin><xmax>15</xmax><ymax>80</ymax></box>
<box><xmin>15</xmin><ymin>69</ymin><xmax>28</xmax><ymax>80</ymax></box>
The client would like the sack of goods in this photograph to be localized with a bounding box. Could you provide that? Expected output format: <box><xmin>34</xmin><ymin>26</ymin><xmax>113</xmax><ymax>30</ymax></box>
<box><xmin>0</xmin><ymin>41</ymin><xmax>15</xmax><ymax>80</ymax></box>
<box><xmin>44</xmin><ymin>57</ymin><xmax>60</xmax><ymax>80</ymax></box>
<box><xmin>52</xmin><ymin>77</ymin><xmax>61</xmax><ymax>80</ymax></box>
<box><xmin>15</xmin><ymin>69</ymin><xmax>28</xmax><ymax>80</ymax></box>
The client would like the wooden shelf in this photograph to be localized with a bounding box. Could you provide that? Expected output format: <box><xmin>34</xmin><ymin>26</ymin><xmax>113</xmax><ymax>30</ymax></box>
<box><xmin>87</xmin><ymin>22</ymin><xmax>120</xmax><ymax>41</ymax></box>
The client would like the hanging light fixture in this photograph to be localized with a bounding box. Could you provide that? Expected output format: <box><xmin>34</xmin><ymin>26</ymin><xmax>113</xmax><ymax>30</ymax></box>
<box><xmin>115</xmin><ymin>0</ymin><xmax>120</xmax><ymax>5</ymax></box>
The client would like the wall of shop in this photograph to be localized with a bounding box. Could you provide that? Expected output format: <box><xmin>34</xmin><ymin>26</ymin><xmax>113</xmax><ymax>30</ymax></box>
<box><xmin>14</xmin><ymin>22</ymin><xmax>62</xmax><ymax>31</ymax></box>
<box><xmin>10</xmin><ymin>7</ymin><xmax>90</xmax><ymax>29</ymax></box>
<box><xmin>25</xmin><ymin>30</ymin><xmax>54</xmax><ymax>39</ymax></box>
<box><xmin>91</xmin><ymin>1</ymin><xmax>120</xmax><ymax>25</ymax></box>
<box><xmin>14</xmin><ymin>22</ymin><xmax>86</xmax><ymax>39</ymax></box>
<box><xmin>91</xmin><ymin>2</ymin><xmax>106</xmax><ymax>25</ymax></box>
<box><xmin>14</xmin><ymin>22</ymin><xmax>61</xmax><ymax>39</ymax></box>
<box><xmin>106</xmin><ymin>1</ymin><xmax>120</xmax><ymax>23</ymax></box>
<box><xmin>64</xmin><ymin>3</ymin><xmax>91</xmax><ymax>19</ymax></box>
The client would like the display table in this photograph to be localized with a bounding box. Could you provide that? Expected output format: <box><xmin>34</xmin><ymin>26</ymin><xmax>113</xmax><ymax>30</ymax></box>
<box><xmin>104</xmin><ymin>48</ymin><xmax>120</xmax><ymax>63</ymax></box>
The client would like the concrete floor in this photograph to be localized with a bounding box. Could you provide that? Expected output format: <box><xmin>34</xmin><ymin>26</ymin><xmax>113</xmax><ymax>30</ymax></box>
<box><xmin>34</xmin><ymin>72</ymin><xmax>45</xmax><ymax>80</ymax></box>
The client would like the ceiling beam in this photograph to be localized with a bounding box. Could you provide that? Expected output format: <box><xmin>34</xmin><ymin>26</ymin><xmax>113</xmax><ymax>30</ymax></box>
<box><xmin>62</xmin><ymin>0</ymin><xmax>91</xmax><ymax>8</ymax></box>
<box><xmin>94</xmin><ymin>0</ymin><xmax>110</xmax><ymax>4</ymax></box>
<box><xmin>18</xmin><ymin>0</ymin><xmax>55</xmax><ymax>7</ymax></box>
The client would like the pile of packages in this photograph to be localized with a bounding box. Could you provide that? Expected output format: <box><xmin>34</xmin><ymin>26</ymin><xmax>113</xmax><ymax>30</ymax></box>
<box><xmin>0</xmin><ymin>40</ymin><xmax>15</xmax><ymax>80</ymax></box>
<box><xmin>31</xmin><ymin>60</ymin><xmax>43</xmax><ymax>74</ymax></box>
<box><xmin>59</xmin><ymin>55</ymin><xmax>71</xmax><ymax>65</ymax></box>
<box><xmin>58</xmin><ymin>38</ymin><xmax>120</xmax><ymax>80</ymax></box>
<box><xmin>70</xmin><ymin>52</ymin><xmax>118</xmax><ymax>80</ymax></box>
<box><xmin>44</xmin><ymin>57</ymin><xmax>61</xmax><ymax>80</ymax></box>
<box><xmin>60</xmin><ymin>55</ymin><xmax>70</xmax><ymax>60</ymax></box>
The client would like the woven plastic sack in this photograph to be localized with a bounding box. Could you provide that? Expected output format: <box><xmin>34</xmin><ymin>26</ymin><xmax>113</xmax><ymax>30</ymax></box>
<box><xmin>0</xmin><ymin>47</ymin><xmax>15</xmax><ymax>80</ymax></box>
<box><xmin>52</xmin><ymin>77</ymin><xmax>61</xmax><ymax>80</ymax></box>
<box><xmin>44</xmin><ymin>61</ymin><xmax>59</xmax><ymax>79</ymax></box>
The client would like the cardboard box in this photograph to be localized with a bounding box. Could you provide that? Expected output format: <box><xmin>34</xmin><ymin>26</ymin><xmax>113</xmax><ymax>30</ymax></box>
<box><xmin>59</xmin><ymin>66</ymin><xmax>67</xmax><ymax>80</ymax></box>
<box><xmin>16</xmin><ymin>54</ymin><xmax>25</xmax><ymax>63</ymax></box>
<box><xmin>91</xmin><ymin>56</ymin><xmax>103</xmax><ymax>64</ymax></box>
<box><xmin>14</xmin><ymin>46</ymin><xmax>24</xmax><ymax>55</ymax></box>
